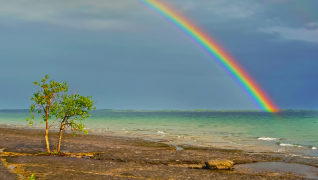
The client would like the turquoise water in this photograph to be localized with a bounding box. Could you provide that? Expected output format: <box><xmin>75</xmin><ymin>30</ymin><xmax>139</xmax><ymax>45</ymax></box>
<box><xmin>1</xmin><ymin>110</ymin><xmax>318</xmax><ymax>156</ymax></box>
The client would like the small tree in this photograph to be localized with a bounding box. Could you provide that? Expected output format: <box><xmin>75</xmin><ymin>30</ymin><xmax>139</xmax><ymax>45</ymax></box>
<box><xmin>26</xmin><ymin>75</ymin><xmax>68</xmax><ymax>153</ymax></box>
<box><xmin>56</xmin><ymin>92</ymin><xmax>95</xmax><ymax>152</ymax></box>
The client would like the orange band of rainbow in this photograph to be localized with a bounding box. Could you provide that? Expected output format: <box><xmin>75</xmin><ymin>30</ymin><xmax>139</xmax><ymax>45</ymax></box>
<box><xmin>140</xmin><ymin>0</ymin><xmax>278</xmax><ymax>112</ymax></box>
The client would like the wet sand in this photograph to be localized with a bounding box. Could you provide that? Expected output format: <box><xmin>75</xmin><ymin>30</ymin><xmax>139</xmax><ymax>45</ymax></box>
<box><xmin>0</xmin><ymin>126</ymin><xmax>318</xmax><ymax>179</ymax></box>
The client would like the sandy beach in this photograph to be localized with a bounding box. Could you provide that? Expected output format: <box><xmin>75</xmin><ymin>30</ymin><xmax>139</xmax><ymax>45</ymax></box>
<box><xmin>1</xmin><ymin>125</ymin><xmax>318</xmax><ymax>179</ymax></box>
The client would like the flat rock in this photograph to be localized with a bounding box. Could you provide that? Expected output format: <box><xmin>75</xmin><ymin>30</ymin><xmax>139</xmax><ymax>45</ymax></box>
<box><xmin>0</xmin><ymin>161</ymin><xmax>18</xmax><ymax>180</ymax></box>
<box><xmin>205</xmin><ymin>160</ymin><xmax>234</xmax><ymax>170</ymax></box>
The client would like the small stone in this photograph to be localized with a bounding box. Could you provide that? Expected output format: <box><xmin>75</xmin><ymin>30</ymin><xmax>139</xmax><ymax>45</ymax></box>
<box><xmin>205</xmin><ymin>160</ymin><xmax>234</xmax><ymax>170</ymax></box>
<box><xmin>8</xmin><ymin>165</ymin><xmax>16</xmax><ymax>170</ymax></box>
<box><xmin>17</xmin><ymin>174</ymin><xmax>25</xmax><ymax>179</ymax></box>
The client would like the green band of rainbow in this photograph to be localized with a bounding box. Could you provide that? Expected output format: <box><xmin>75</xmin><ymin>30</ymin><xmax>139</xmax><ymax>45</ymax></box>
<box><xmin>140</xmin><ymin>0</ymin><xmax>277</xmax><ymax>112</ymax></box>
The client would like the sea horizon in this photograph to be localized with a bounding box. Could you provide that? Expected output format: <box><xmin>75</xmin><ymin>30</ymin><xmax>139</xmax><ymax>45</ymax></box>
<box><xmin>1</xmin><ymin>109</ymin><xmax>318</xmax><ymax>158</ymax></box>
<box><xmin>1</xmin><ymin>109</ymin><xmax>317</xmax><ymax>112</ymax></box>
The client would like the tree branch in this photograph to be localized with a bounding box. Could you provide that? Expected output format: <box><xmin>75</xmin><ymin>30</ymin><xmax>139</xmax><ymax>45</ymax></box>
<box><xmin>48</xmin><ymin>118</ymin><xmax>59</xmax><ymax>129</ymax></box>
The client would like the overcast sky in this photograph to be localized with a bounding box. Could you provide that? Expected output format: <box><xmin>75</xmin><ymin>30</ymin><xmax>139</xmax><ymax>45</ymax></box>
<box><xmin>1</xmin><ymin>0</ymin><xmax>318</xmax><ymax>110</ymax></box>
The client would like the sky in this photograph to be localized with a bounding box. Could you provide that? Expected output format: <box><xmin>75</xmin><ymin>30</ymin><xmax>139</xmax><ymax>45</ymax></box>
<box><xmin>0</xmin><ymin>0</ymin><xmax>318</xmax><ymax>110</ymax></box>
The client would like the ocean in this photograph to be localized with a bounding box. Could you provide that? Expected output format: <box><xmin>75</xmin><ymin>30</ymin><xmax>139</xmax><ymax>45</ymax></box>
<box><xmin>1</xmin><ymin>109</ymin><xmax>318</xmax><ymax>157</ymax></box>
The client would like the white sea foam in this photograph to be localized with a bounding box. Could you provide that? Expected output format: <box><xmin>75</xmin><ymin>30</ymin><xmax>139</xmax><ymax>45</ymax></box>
<box><xmin>258</xmin><ymin>137</ymin><xmax>277</xmax><ymax>141</ymax></box>
<box><xmin>279</xmin><ymin>143</ymin><xmax>295</xmax><ymax>146</ymax></box>
<box><xmin>302</xmin><ymin>156</ymin><xmax>318</xmax><ymax>159</ymax></box>
<box><xmin>157</xmin><ymin>131</ymin><xmax>167</xmax><ymax>134</ymax></box>
<box><xmin>290</xmin><ymin>154</ymin><xmax>301</xmax><ymax>157</ymax></box>
<box><xmin>274</xmin><ymin>148</ymin><xmax>286</xmax><ymax>153</ymax></box>
<box><xmin>279</xmin><ymin>143</ymin><xmax>316</xmax><ymax>149</ymax></box>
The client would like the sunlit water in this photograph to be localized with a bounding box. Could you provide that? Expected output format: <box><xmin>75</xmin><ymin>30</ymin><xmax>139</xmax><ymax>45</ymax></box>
<box><xmin>1</xmin><ymin>109</ymin><xmax>318</xmax><ymax>157</ymax></box>
<box><xmin>235</xmin><ymin>162</ymin><xmax>318</xmax><ymax>179</ymax></box>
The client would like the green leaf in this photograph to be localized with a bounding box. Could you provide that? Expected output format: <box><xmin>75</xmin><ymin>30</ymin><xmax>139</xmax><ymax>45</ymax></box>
<box><xmin>27</xmin><ymin>75</ymin><xmax>96</xmax><ymax>153</ymax></box>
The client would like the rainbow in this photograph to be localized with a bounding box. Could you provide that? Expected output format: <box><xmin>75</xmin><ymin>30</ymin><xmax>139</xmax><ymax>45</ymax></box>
<box><xmin>140</xmin><ymin>0</ymin><xmax>278</xmax><ymax>112</ymax></box>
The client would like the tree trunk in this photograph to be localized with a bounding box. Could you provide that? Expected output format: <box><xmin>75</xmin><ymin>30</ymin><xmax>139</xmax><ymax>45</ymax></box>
<box><xmin>45</xmin><ymin>107</ymin><xmax>51</xmax><ymax>153</ymax></box>
<box><xmin>45</xmin><ymin>128</ymin><xmax>50</xmax><ymax>153</ymax></box>
<box><xmin>57</xmin><ymin>121</ymin><xmax>64</xmax><ymax>152</ymax></box>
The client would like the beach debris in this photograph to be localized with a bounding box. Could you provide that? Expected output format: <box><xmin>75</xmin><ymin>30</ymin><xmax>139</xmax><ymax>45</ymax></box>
<box><xmin>312</xmin><ymin>147</ymin><xmax>317</xmax><ymax>150</ymax></box>
<box><xmin>205</xmin><ymin>160</ymin><xmax>234</xmax><ymax>170</ymax></box>
<box><xmin>258</xmin><ymin>137</ymin><xmax>277</xmax><ymax>141</ymax></box>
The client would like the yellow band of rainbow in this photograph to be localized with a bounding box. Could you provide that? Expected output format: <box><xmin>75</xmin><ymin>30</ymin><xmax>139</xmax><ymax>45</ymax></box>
<box><xmin>140</xmin><ymin>0</ymin><xmax>278</xmax><ymax>112</ymax></box>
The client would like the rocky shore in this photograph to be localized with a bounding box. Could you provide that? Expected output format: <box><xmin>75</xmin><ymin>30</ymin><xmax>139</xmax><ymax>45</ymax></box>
<box><xmin>0</xmin><ymin>126</ymin><xmax>317</xmax><ymax>179</ymax></box>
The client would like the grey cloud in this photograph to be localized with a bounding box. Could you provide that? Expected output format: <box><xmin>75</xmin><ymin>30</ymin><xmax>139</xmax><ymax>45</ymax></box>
<box><xmin>255</xmin><ymin>0</ymin><xmax>318</xmax><ymax>28</ymax></box>
<box><xmin>0</xmin><ymin>0</ymin><xmax>145</xmax><ymax>30</ymax></box>
<box><xmin>260</xmin><ymin>26</ymin><xmax>318</xmax><ymax>43</ymax></box>
<box><xmin>174</xmin><ymin>0</ymin><xmax>318</xmax><ymax>44</ymax></box>
<box><xmin>165</xmin><ymin>0</ymin><xmax>261</xmax><ymax>23</ymax></box>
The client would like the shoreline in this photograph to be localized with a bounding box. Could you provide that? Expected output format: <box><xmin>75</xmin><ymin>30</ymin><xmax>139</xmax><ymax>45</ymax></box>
<box><xmin>2</xmin><ymin>110</ymin><xmax>318</xmax><ymax>159</ymax></box>
<box><xmin>1</xmin><ymin>126</ymin><xmax>318</xmax><ymax>179</ymax></box>
<box><xmin>2</xmin><ymin>122</ymin><xmax>318</xmax><ymax>159</ymax></box>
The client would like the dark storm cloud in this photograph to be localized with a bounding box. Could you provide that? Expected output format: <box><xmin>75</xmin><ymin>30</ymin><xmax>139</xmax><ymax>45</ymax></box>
<box><xmin>184</xmin><ymin>1</ymin><xmax>318</xmax><ymax>109</ymax></box>
<box><xmin>0</xmin><ymin>0</ymin><xmax>317</xmax><ymax>110</ymax></box>
<box><xmin>159</xmin><ymin>0</ymin><xmax>318</xmax><ymax>108</ymax></box>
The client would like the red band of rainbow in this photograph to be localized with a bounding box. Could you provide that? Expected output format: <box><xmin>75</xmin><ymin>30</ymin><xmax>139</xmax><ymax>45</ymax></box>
<box><xmin>140</xmin><ymin>0</ymin><xmax>278</xmax><ymax>112</ymax></box>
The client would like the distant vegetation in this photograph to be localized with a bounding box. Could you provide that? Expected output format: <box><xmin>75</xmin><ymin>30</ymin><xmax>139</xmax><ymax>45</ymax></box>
<box><xmin>97</xmin><ymin>109</ymin><xmax>318</xmax><ymax>112</ymax></box>
<box><xmin>279</xmin><ymin>109</ymin><xmax>318</xmax><ymax>112</ymax></box>
<box><xmin>0</xmin><ymin>109</ymin><xmax>316</xmax><ymax>113</ymax></box>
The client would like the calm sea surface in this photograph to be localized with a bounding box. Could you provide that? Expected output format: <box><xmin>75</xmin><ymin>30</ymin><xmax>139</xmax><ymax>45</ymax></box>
<box><xmin>1</xmin><ymin>110</ymin><xmax>318</xmax><ymax>157</ymax></box>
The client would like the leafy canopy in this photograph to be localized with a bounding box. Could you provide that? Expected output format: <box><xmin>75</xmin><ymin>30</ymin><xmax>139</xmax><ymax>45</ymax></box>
<box><xmin>26</xmin><ymin>75</ymin><xmax>68</xmax><ymax>125</ymax></box>
<box><xmin>58</xmin><ymin>93</ymin><xmax>96</xmax><ymax>135</ymax></box>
